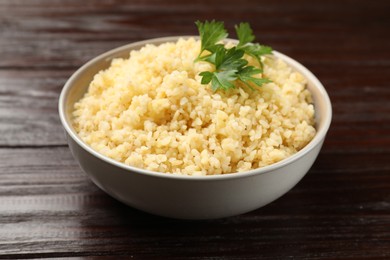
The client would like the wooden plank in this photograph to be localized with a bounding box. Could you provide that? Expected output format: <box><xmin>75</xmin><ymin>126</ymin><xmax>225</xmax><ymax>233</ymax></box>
<box><xmin>0</xmin><ymin>70</ymin><xmax>69</xmax><ymax>146</ymax></box>
<box><xmin>0</xmin><ymin>147</ymin><xmax>389</xmax><ymax>195</ymax></box>
<box><xmin>0</xmin><ymin>147</ymin><xmax>389</xmax><ymax>258</ymax></box>
<box><xmin>0</xmin><ymin>0</ymin><xmax>389</xmax><ymax>69</ymax></box>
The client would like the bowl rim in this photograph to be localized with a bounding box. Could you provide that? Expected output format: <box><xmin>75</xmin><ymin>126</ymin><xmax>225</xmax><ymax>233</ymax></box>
<box><xmin>58</xmin><ymin>36</ymin><xmax>332</xmax><ymax>181</ymax></box>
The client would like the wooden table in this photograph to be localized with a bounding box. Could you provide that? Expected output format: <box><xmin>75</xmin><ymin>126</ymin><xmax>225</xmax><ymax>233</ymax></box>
<box><xmin>1</xmin><ymin>0</ymin><xmax>389</xmax><ymax>258</ymax></box>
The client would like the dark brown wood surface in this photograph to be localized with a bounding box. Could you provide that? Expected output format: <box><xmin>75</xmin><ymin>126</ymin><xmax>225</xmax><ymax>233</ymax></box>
<box><xmin>1</xmin><ymin>0</ymin><xmax>389</xmax><ymax>259</ymax></box>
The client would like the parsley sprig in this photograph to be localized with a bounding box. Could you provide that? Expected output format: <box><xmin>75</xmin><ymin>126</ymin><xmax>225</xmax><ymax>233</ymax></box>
<box><xmin>195</xmin><ymin>20</ymin><xmax>272</xmax><ymax>92</ymax></box>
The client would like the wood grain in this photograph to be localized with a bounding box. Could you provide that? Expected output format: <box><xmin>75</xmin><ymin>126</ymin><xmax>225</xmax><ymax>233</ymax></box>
<box><xmin>0</xmin><ymin>0</ymin><xmax>389</xmax><ymax>258</ymax></box>
<box><xmin>0</xmin><ymin>148</ymin><xmax>389</xmax><ymax>258</ymax></box>
<box><xmin>0</xmin><ymin>70</ymin><xmax>69</xmax><ymax>146</ymax></box>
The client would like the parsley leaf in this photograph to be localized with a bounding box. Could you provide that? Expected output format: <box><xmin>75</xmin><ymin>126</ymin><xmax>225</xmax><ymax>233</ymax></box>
<box><xmin>239</xmin><ymin>43</ymin><xmax>273</xmax><ymax>66</ymax></box>
<box><xmin>200</xmin><ymin>70</ymin><xmax>237</xmax><ymax>91</ymax></box>
<box><xmin>238</xmin><ymin>66</ymin><xmax>271</xmax><ymax>90</ymax></box>
<box><xmin>195</xmin><ymin>20</ymin><xmax>272</xmax><ymax>92</ymax></box>
<box><xmin>195</xmin><ymin>20</ymin><xmax>228</xmax><ymax>59</ymax></box>
<box><xmin>215</xmin><ymin>47</ymin><xmax>247</xmax><ymax>72</ymax></box>
<box><xmin>235</xmin><ymin>22</ymin><xmax>255</xmax><ymax>47</ymax></box>
<box><xmin>235</xmin><ymin>22</ymin><xmax>273</xmax><ymax>67</ymax></box>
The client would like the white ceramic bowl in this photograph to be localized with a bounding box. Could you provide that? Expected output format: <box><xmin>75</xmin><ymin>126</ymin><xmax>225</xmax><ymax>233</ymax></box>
<box><xmin>59</xmin><ymin>36</ymin><xmax>332</xmax><ymax>220</ymax></box>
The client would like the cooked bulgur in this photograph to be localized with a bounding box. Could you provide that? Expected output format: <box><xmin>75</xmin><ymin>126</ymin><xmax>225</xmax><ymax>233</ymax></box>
<box><xmin>72</xmin><ymin>38</ymin><xmax>316</xmax><ymax>175</ymax></box>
